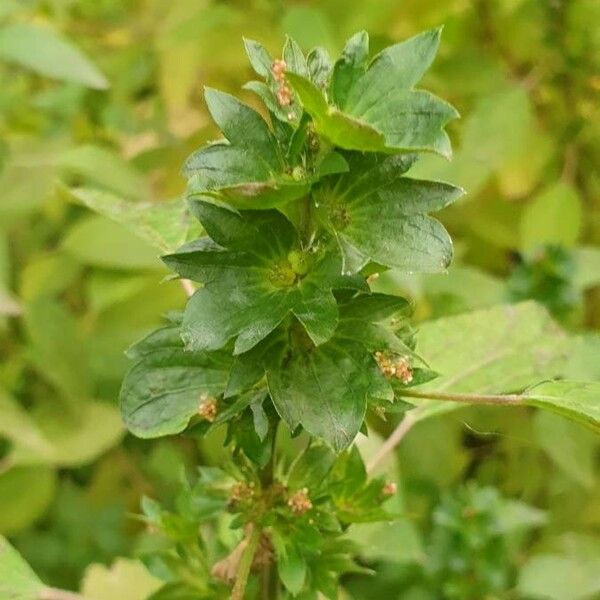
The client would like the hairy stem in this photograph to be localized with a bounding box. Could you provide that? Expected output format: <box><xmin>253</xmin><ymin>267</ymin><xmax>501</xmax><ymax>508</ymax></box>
<box><xmin>367</xmin><ymin>389</ymin><xmax>526</xmax><ymax>473</ymax></box>
<box><xmin>400</xmin><ymin>388</ymin><xmax>525</xmax><ymax>405</ymax></box>
<box><xmin>231</xmin><ymin>524</ymin><xmax>261</xmax><ymax>600</ymax></box>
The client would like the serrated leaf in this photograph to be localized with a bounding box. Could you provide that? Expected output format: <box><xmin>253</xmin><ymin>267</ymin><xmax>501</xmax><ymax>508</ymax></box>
<box><xmin>267</xmin><ymin>339</ymin><xmax>375</xmax><ymax>451</ymax></box>
<box><xmin>120</xmin><ymin>323</ymin><xmax>232</xmax><ymax>438</ymax></box>
<box><xmin>0</xmin><ymin>23</ymin><xmax>108</xmax><ymax>88</ymax></box>
<box><xmin>0</xmin><ymin>536</ymin><xmax>43</xmax><ymax>600</ymax></box>
<box><xmin>287</xmin><ymin>29</ymin><xmax>458</xmax><ymax>157</ymax></box>
<box><xmin>315</xmin><ymin>152</ymin><xmax>463</xmax><ymax>273</ymax></box>
<box><xmin>67</xmin><ymin>187</ymin><xmax>202</xmax><ymax>253</ymax></box>
<box><xmin>164</xmin><ymin>200</ymin><xmax>362</xmax><ymax>354</ymax></box>
<box><xmin>184</xmin><ymin>89</ymin><xmax>310</xmax><ymax>208</ymax></box>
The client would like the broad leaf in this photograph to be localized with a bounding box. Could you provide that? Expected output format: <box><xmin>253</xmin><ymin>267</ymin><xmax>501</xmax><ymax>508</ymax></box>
<box><xmin>524</xmin><ymin>381</ymin><xmax>600</xmax><ymax>433</ymax></box>
<box><xmin>184</xmin><ymin>89</ymin><xmax>310</xmax><ymax>208</ymax></box>
<box><xmin>267</xmin><ymin>339</ymin><xmax>373</xmax><ymax>451</ymax></box>
<box><xmin>67</xmin><ymin>187</ymin><xmax>202</xmax><ymax>253</ymax></box>
<box><xmin>287</xmin><ymin>29</ymin><xmax>458</xmax><ymax>157</ymax></box>
<box><xmin>409</xmin><ymin>302</ymin><xmax>570</xmax><ymax>421</ymax></box>
<box><xmin>315</xmin><ymin>152</ymin><xmax>463</xmax><ymax>273</ymax></box>
<box><xmin>164</xmin><ymin>200</ymin><xmax>362</xmax><ymax>354</ymax></box>
<box><xmin>0</xmin><ymin>536</ymin><xmax>43</xmax><ymax>600</ymax></box>
<box><xmin>0</xmin><ymin>23</ymin><xmax>108</xmax><ymax>88</ymax></box>
<box><xmin>120</xmin><ymin>322</ymin><xmax>232</xmax><ymax>438</ymax></box>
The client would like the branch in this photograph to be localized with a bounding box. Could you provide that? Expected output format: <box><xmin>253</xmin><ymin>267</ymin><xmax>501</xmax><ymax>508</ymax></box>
<box><xmin>366</xmin><ymin>388</ymin><xmax>526</xmax><ymax>474</ymax></box>
<box><xmin>231</xmin><ymin>524</ymin><xmax>261</xmax><ymax>600</ymax></box>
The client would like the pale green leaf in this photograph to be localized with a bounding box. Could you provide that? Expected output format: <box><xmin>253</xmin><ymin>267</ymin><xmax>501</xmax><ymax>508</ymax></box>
<box><xmin>0</xmin><ymin>467</ymin><xmax>56</xmax><ymax>535</ymax></box>
<box><xmin>63</xmin><ymin>215</ymin><xmax>164</xmax><ymax>270</ymax></box>
<box><xmin>67</xmin><ymin>187</ymin><xmax>202</xmax><ymax>253</ymax></box>
<box><xmin>410</xmin><ymin>302</ymin><xmax>569</xmax><ymax>421</ymax></box>
<box><xmin>57</xmin><ymin>145</ymin><xmax>148</xmax><ymax>200</ymax></box>
<box><xmin>520</xmin><ymin>182</ymin><xmax>583</xmax><ymax>251</ymax></box>
<box><xmin>518</xmin><ymin>554</ymin><xmax>600</xmax><ymax>600</ymax></box>
<box><xmin>0</xmin><ymin>536</ymin><xmax>43</xmax><ymax>600</ymax></box>
<box><xmin>525</xmin><ymin>380</ymin><xmax>600</xmax><ymax>434</ymax></box>
<box><xmin>82</xmin><ymin>558</ymin><xmax>163</xmax><ymax>600</ymax></box>
<box><xmin>0</xmin><ymin>23</ymin><xmax>108</xmax><ymax>88</ymax></box>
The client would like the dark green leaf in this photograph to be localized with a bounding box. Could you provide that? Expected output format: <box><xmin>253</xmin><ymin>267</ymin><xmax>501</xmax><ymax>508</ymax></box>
<box><xmin>164</xmin><ymin>200</ymin><xmax>362</xmax><ymax>354</ymax></box>
<box><xmin>0</xmin><ymin>23</ymin><xmax>108</xmax><ymax>88</ymax></box>
<box><xmin>315</xmin><ymin>153</ymin><xmax>463</xmax><ymax>273</ymax></box>
<box><xmin>287</xmin><ymin>29</ymin><xmax>458</xmax><ymax>157</ymax></box>
<box><xmin>330</xmin><ymin>31</ymin><xmax>369</xmax><ymax>107</ymax></box>
<box><xmin>120</xmin><ymin>323</ymin><xmax>231</xmax><ymax>438</ymax></box>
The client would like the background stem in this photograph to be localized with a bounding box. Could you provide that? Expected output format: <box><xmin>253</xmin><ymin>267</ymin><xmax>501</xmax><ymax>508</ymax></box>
<box><xmin>231</xmin><ymin>524</ymin><xmax>261</xmax><ymax>600</ymax></box>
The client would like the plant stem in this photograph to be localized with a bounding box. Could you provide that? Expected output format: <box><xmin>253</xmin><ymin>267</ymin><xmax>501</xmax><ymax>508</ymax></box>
<box><xmin>400</xmin><ymin>388</ymin><xmax>525</xmax><ymax>405</ymax></box>
<box><xmin>367</xmin><ymin>389</ymin><xmax>526</xmax><ymax>474</ymax></box>
<box><xmin>231</xmin><ymin>524</ymin><xmax>261</xmax><ymax>600</ymax></box>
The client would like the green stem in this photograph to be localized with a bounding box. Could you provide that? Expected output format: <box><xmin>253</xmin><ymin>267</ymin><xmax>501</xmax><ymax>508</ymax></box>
<box><xmin>400</xmin><ymin>388</ymin><xmax>525</xmax><ymax>405</ymax></box>
<box><xmin>231</xmin><ymin>525</ymin><xmax>261</xmax><ymax>600</ymax></box>
<box><xmin>367</xmin><ymin>388</ymin><xmax>526</xmax><ymax>474</ymax></box>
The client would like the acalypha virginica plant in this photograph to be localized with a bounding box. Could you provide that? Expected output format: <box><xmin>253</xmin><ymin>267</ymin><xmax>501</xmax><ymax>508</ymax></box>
<box><xmin>109</xmin><ymin>27</ymin><xmax>598</xmax><ymax>599</ymax></box>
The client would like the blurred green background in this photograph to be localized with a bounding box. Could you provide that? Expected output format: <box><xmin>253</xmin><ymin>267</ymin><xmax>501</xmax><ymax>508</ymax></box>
<box><xmin>1</xmin><ymin>1</ymin><xmax>599</xmax><ymax>598</ymax></box>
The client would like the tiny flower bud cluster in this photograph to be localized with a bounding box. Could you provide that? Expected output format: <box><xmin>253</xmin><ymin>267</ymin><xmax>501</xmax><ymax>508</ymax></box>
<box><xmin>382</xmin><ymin>481</ymin><xmax>397</xmax><ymax>496</ymax></box>
<box><xmin>198</xmin><ymin>394</ymin><xmax>218</xmax><ymax>422</ymax></box>
<box><xmin>374</xmin><ymin>352</ymin><xmax>413</xmax><ymax>383</ymax></box>
<box><xmin>228</xmin><ymin>481</ymin><xmax>255</xmax><ymax>506</ymax></box>
<box><xmin>272</xmin><ymin>58</ymin><xmax>293</xmax><ymax>117</ymax></box>
<box><xmin>287</xmin><ymin>488</ymin><xmax>313</xmax><ymax>515</ymax></box>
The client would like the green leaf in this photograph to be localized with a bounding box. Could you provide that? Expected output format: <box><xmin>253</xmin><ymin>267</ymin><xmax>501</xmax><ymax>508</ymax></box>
<box><xmin>0</xmin><ymin>536</ymin><xmax>43</xmax><ymax>600</ymax></box>
<box><xmin>63</xmin><ymin>215</ymin><xmax>163</xmax><ymax>270</ymax></box>
<box><xmin>120</xmin><ymin>323</ymin><xmax>231</xmax><ymax>438</ymax></box>
<box><xmin>9</xmin><ymin>400</ymin><xmax>124</xmax><ymax>468</ymax></box>
<box><xmin>287</xmin><ymin>29</ymin><xmax>458</xmax><ymax>157</ymax></box>
<box><xmin>267</xmin><ymin>338</ymin><xmax>375</xmax><ymax>451</ymax></box>
<box><xmin>0</xmin><ymin>467</ymin><xmax>56</xmax><ymax>535</ymax></box>
<box><xmin>24</xmin><ymin>299</ymin><xmax>91</xmax><ymax>401</ymax></box>
<box><xmin>520</xmin><ymin>182</ymin><xmax>583</xmax><ymax>251</ymax></box>
<box><xmin>164</xmin><ymin>200</ymin><xmax>362</xmax><ymax>354</ymax></box>
<box><xmin>524</xmin><ymin>380</ymin><xmax>600</xmax><ymax>434</ymax></box>
<box><xmin>67</xmin><ymin>187</ymin><xmax>202</xmax><ymax>253</ymax></box>
<box><xmin>287</xmin><ymin>443</ymin><xmax>337</xmax><ymax>491</ymax></box>
<box><xmin>243</xmin><ymin>37</ymin><xmax>273</xmax><ymax>78</ymax></box>
<box><xmin>315</xmin><ymin>152</ymin><xmax>463</xmax><ymax>273</ymax></box>
<box><xmin>330</xmin><ymin>31</ymin><xmax>369</xmax><ymax>107</ymax></box>
<box><xmin>0</xmin><ymin>23</ymin><xmax>108</xmax><ymax>88</ymax></box>
<box><xmin>57</xmin><ymin>145</ymin><xmax>149</xmax><ymax>200</ymax></box>
<box><xmin>272</xmin><ymin>534</ymin><xmax>307</xmax><ymax>595</ymax></box>
<box><xmin>518</xmin><ymin>554</ymin><xmax>600</xmax><ymax>600</ymax></box>
<box><xmin>81</xmin><ymin>558</ymin><xmax>163</xmax><ymax>600</ymax></box>
<box><xmin>184</xmin><ymin>89</ymin><xmax>310</xmax><ymax>208</ymax></box>
<box><xmin>410</xmin><ymin>302</ymin><xmax>570</xmax><ymax>422</ymax></box>
<box><xmin>533</xmin><ymin>411</ymin><xmax>596</xmax><ymax>487</ymax></box>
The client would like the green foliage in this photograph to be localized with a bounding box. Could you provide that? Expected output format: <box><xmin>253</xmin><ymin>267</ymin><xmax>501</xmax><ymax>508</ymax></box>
<box><xmin>1</xmin><ymin>1</ymin><xmax>599</xmax><ymax>599</ymax></box>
